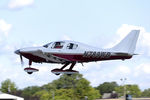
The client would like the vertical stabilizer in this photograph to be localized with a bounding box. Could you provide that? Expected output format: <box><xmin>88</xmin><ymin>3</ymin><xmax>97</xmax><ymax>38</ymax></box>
<box><xmin>111</xmin><ymin>30</ymin><xmax>140</xmax><ymax>54</ymax></box>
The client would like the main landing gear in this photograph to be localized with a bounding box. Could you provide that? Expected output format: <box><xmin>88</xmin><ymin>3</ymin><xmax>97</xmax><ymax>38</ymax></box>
<box><xmin>24</xmin><ymin>60</ymin><xmax>39</xmax><ymax>74</ymax></box>
<box><xmin>51</xmin><ymin>62</ymin><xmax>79</xmax><ymax>76</ymax></box>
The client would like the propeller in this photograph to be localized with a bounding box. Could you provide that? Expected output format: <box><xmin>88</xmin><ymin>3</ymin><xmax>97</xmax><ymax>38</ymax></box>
<box><xmin>15</xmin><ymin>49</ymin><xmax>24</xmax><ymax>67</ymax></box>
<box><xmin>20</xmin><ymin>54</ymin><xmax>24</xmax><ymax>66</ymax></box>
<box><xmin>14</xmin><ymin>43</ymin><xmax>26</xmax><ymax>67</ymax></box>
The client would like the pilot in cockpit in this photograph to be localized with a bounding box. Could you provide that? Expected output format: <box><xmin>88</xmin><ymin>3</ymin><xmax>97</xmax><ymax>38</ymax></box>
<box><xmin>68</xmin><ymin>43</ymin><xmax>74</xmax><ymax>49</ymax></box>
<box><xmin>54</xmin><ymin>42</ymin><xmax>62</xmax><ymax>48</ymax></box>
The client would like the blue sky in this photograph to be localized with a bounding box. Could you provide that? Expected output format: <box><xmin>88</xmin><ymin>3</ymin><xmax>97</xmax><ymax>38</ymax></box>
<box><xmin>0</xmin><ymin>0</ymin><xmax>150</xmax><ymax>90</ymax></box>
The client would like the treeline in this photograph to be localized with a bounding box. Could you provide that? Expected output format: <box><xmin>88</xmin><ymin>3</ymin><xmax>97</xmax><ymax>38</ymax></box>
<box><xmin>0</xmin><ymin>73</ymin><xmax>150</xmax><ymax>100</ymax></box>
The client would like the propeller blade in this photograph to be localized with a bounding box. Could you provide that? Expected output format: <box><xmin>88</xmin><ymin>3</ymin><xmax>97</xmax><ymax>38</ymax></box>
<box><xmin>20</xmin><ymin>54</ymin><xmax>24</xmax><ymax>66</ymax></box>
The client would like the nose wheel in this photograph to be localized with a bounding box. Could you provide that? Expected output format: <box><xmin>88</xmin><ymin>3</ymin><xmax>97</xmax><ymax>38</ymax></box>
<box><xmin>24</xmin><ymin>67</ymin><xmax>39</xmax><ymax>74</ymax></box>
<box><xmin>28</xmin><ymin>72</ymin><xmax>33</xmax><ymax>74</ymax></box>
<box><xmin>24</xmin><ymin>60</ymin><xmax>39</xmax><ymax>75</ymax></box>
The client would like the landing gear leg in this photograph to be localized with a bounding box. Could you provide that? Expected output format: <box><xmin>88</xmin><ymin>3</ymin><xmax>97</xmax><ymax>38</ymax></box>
<box><xmin>69</xmin><ymin>62</ymin><xmax>76</xmax><ymax>70</ymax></box>
<box><xmin>27</xmin><ymin>60</ymin><xmax>33</xmax><ymax>74</ymax></box>
<box><xmin>66</xmin><ymin>62</ymin><xmax>76</xmax><ymax>76</ymax></box>
<box><xmin>60</xmin><ymin>62</ymin><xmax>70</xmax><ymax>70</ymax></box>
<box><xmin>29</xmin><ymin>60</ymin><xmax>32</xmax><ymax>66</ymax></box>
<box><xmin>52</xmin><ymin>62</ymin><xmax>70</xmax><ymax>75</ymax></box>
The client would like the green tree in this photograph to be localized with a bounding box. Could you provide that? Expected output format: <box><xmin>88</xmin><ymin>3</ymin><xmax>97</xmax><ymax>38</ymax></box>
<box><xmin>34</xmin><ymin>89</ymin><xmax>73</xmax><ymax>100</ymax></box>
<box><xmin>96</xmin><ymin>82</ymin><xmax>118</xmax><ymax>95</ymax></box>
<box><xmin>0</xmin><ymin>79</ymin><xmax>17</xmax><ymax>94</ymax></box>
<box><xmin>85</xmin><ymin>86</ymin><xmax>100</xmax><ymax>100</ymax></box>
<box><xmin>115</xmin><ymin>84</ymin><xmax>141</xmax><ymax>97</ymax></box>
<box><xmin>21</xmin><ymin>86</ymin><xmax>41</xmax><ymax>100</ymax></box>
<box><xmin>55</xmin><ymin>89</ymin><xmax>74</xmax><ymax>100</ymax></box>
<box><xmin>75</xmin><ymin>78</ymin><xmax>100</xmax><ymax>99</ymax></box>
<box><xmin>38</xmin><ymin>73</ymin><xmax>100</xmax><ymax>100</ymax></box>
<box><xmin>141</xmin><ymin>88</ymin><xmax>150</xmax><ymax>97</ymax></box>
<box><xmin>34</xmin><ymin>90</ymin><xmax>51</xmax><ymax>100</ymax></box>
<box><xmin>42</xmin><ymin>83</ymin><xmax>56</xmax><ymax>91</ymax></box>
<box><xmin>51</xmin><ymin>73</ymin><xmax>83</xmax><ymax>89</ymax></box>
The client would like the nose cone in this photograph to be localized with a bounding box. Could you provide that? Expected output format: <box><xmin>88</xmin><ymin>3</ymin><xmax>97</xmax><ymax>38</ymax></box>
<box><xmin>14</xmin><ymin>49</ymin><xmax>20</xmax><ymax>55</ymax></box>
<box><xmin>14</xmin><ymin>47</ymin><xmax>43</xmax><ymax>55</ymax></box>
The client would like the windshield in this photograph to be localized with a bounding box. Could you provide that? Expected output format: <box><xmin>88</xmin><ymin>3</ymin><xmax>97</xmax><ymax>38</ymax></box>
<box><xmin>43</xmin><ymin>42</ymin><xmax>52</xmax><ymax>48</ymax></box>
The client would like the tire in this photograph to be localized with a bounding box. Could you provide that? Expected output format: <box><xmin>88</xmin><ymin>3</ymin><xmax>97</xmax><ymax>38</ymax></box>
<box><xmin>55</xmin><ymin>73</ymin><xmax>60</xmax><ymax>75</ymax></box>
<box><xmin>27</xmin><ymin>72</ymin><xmax>33</xmax><ymax>74</ymax></box>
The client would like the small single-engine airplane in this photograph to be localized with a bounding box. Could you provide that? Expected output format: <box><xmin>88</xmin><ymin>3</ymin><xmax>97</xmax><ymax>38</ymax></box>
<box><xmin>15</xmin><ymin>30</ymin><xmax>140</xmax><ymax>75</ymax></box>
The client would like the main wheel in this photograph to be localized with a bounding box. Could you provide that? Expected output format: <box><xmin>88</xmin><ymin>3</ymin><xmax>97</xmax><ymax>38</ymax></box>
<box><xmin>55</xmin><ymin>73</ymin><xmax>60</xmax><ymax>75</ymax></box>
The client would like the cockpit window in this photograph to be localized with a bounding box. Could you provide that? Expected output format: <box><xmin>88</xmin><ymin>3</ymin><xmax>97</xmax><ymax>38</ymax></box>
<box><xmin>43</xmin><ymin>42</ymin><xmax>52</xmax><ymax>48</ymax></box>
<box><xmin>67</xmin><ymin>43</ymin><xmax>78</xmax><ymax>49</ymax></box>
<box><xmin>52</xmin><ymin>42</ymin><xmax>65</xmax><ymax>49</ymax></box>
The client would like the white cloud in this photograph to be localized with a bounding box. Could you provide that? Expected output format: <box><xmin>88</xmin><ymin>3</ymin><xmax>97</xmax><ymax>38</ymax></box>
<box><xmin>0</xmin><ymin>19</ymin><xmax>12</xmax><ymax>36</ymax></box>
<box><xmin>61</xmin><ymin>35</ymin><xmax>72</xmax><ymax>40</ymax></box>
<box><xmin>117</xmin><ymin>65</ymin><xmax>131</xmax><ymax>75</ymax></box>
<box><xmin>134</xmin><ymin>63</ymin><xmax>150</xmax><ymax>77</ymax></box>
<box><xmin>8</xmin><ymin>0</ymin><xmax>34</xmax><ymax>9</ymax></box>
<box><xmin>116</xmin><ymin>24</ymin><xmax>145</xmax><ymax>38</ymax></box>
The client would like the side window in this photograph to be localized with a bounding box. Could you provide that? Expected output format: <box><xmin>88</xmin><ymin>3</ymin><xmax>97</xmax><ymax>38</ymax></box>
<box><xmin>52</xmin><ymin>42</ymin><xmax>64</xmax><ymax>49</ymax></box>
<box><xmin>67</xmin><ymin>43</ymin><xmax>78</xmax><ymax>49</ymax></box>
